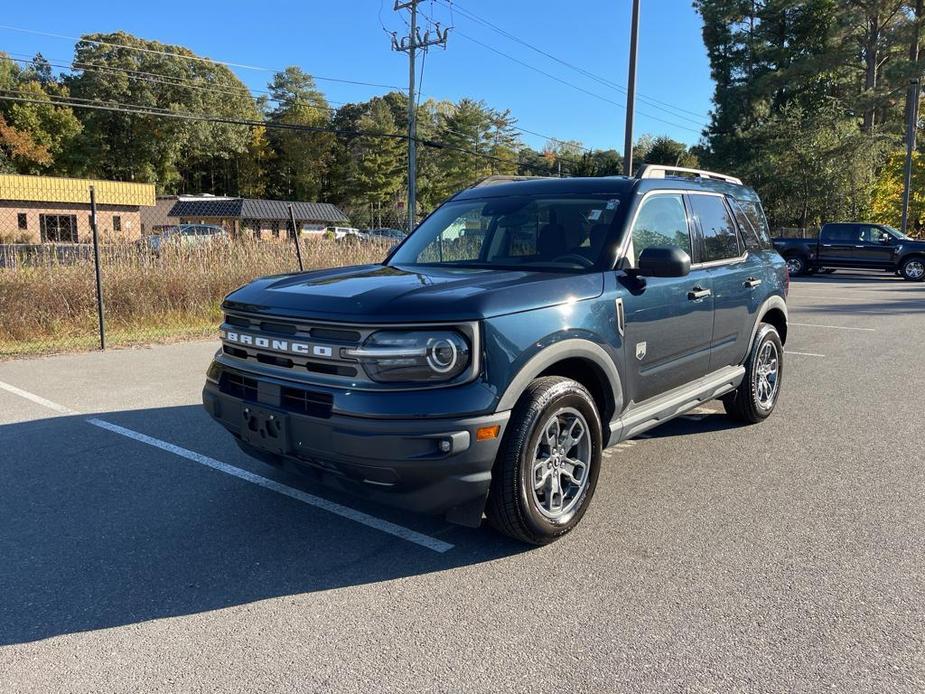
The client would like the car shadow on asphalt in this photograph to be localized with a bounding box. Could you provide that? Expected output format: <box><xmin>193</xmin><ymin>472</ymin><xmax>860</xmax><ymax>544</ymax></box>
<box><xmin>0</xmin><ymin>406</ymin><xmax>529</xmax><ymax>646</ymax></box>
<box><xmin>634</xmin><ymin>412</ymin><xmax>740</xmax><ymax>440</ymax></box>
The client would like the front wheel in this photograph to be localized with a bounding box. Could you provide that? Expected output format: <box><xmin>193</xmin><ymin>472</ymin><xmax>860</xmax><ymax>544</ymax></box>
<box><xmin>900</xmin><ymin>256</ymin><xmax>925</xmax><ymax>281</ymax></box>
<box><xmin>723</xmin><ymin>323</ymin><xmax>784</xmax><ymax>424</ymax></box>
<box><xmin>486</xmin><ymin>376</ymin><xmax>602</xmax><ymax>545</ymax></box>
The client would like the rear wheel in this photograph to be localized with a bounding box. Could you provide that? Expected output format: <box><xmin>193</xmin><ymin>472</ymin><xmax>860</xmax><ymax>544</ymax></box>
<box><xmin>486</xmin><ymin>376</ymin><xmax>602</xmax><ymax>545</ymax></box>
<box><xmin>784</xmin><ymin>255</ymin><xmax>809</xmax><ymax>276</ymax></box>
<box><xmin>723</xmin><ymin>323</ymin><xmax>784</xmax><ymax>424</ymax></box>
<box><xmin>900</xmin><ymin>256</ymin><xmax>925</xmax><ymax>281</ymax></box>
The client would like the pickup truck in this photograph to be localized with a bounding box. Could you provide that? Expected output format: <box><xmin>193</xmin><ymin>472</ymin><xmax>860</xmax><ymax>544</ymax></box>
<box><xmin>773</xmin><ymin>223</ymin><xmax>925</xmax><ymax>281</ymax></box>
<box><xmin>203</xmin><ymin>166</ymin><xmax>789</xmax><ymax>545</ymax></box>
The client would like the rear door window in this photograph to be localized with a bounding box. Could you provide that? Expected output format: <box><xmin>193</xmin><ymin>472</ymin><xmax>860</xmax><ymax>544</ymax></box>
<box><xmin>822</xmin><ymin>225</ymin><xmax>856</xmax><ymax>242</ymax></box>
<box><xmin>689</xmin><ymin>194</ymin><xmax>741</xmax><ymax>262</ymax></box>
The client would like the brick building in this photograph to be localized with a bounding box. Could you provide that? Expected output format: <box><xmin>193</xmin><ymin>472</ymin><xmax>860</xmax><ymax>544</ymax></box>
<box><xmin>0</xmin><ymin>174</ymin><xmax>156</xmax><ymax>243</ymax></box>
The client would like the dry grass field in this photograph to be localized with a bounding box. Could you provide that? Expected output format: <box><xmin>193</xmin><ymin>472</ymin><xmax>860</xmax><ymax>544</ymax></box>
<box><xmin>0</xmin><ymin>238</ymin><xmax>391</xmax><ymax>357</ymax></box>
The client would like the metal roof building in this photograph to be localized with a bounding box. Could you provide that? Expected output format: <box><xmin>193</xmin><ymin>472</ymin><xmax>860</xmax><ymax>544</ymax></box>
<box><xmin>169</xmin><ymin>198</ymin><xmax>347</xmax><ymax>224</ymax></box>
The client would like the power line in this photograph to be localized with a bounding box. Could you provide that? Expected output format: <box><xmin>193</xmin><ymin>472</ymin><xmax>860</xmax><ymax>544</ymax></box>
<box><xmin>7</xmin><ymin>52</ymin><xmax>588</xmax><ymax>166</ymax></box>
<box><xmin>0</xmin><ymin>91</ymin><xmax>560</xmax><ymax>175</ymax></box>
<box><xmin>432</xmin><ymin>0</ymin><xmax>709</xmax><ymax>125</ymax></box>
<box><xmin>453</xmin><ymin>30</ymin><xmax>702</xmax><ymax>135</ymax></box>
<box><xmin>5</xmin><ymin>54</ymin><xmax>348</xmax><ymax>117</ymax></box>
<box><xmin>0</xmin><ymin>24</ymin><xmax>407</xmax><ymax>91</ymax></box>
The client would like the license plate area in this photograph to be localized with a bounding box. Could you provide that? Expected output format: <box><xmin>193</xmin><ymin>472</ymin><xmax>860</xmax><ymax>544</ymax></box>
<box><xmin>240</xmin><ymin>404</ymin><xmax>290</xmax><ymax>455</ymax></box>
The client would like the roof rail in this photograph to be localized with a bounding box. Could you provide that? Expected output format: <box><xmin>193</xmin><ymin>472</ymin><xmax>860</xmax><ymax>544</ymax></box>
<box><xmin>637</xmin><ymin>164</ymin><xmax>742</xmax><ymax>186</ymax></box>
<box><xmin>470</xmin><ymin>175</ymin><xmax>554</xmax><ymax>188</ymax></box>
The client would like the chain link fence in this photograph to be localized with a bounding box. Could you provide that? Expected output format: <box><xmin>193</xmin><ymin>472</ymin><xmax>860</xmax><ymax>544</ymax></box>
<box><xmin>0</xmin><ymin>188</ymin><xmax>398</xmax><ymax>359</ymax></box>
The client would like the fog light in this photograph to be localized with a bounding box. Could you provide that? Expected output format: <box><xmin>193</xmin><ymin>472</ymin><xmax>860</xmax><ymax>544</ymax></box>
<box><xmin>476</xmin><ymin>425</ymin><xmax>500</xmax><ymax>441</ymax></box>
<box><xmin>439</xmin><ymin>439</ymin><xmax>452</xmax><ymax>453</ymax></box>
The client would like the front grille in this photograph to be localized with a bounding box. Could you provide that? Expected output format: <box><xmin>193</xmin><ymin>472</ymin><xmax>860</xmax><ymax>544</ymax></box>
<box><xmin>220</xmin><ymin>310</ymin><xmax>374</xmax><ymax>385</ymax></box>
<box><xmin>310</xmin><ymin>327</ymin><xmax>361</xmax><ymax>342</ymax></box>
<box><xmin>219</xmin><ymin>370</ymin><xmax>333</xmax><ymax>419</ymax></box>
<box><xmin>219</xmin><ymin>371</ymin><xmax>258</xmax><ymax>401</ymax></box>
<box><xmin>281</xmin><ymin>387</ymin><xmax>334</xmax><ymax>419</ymax></box>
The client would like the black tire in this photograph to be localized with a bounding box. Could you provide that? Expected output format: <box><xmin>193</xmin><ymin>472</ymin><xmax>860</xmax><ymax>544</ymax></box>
<box><xmin>785</xmin><ymin>255</ymin><xmax>809</xmax><ymax>276</ymax></box>
<box><xmin>899</xmin><ymin>256</ymin><xmax>925</xmax><ymax>281</ymax></box>
<box><xmin>723</xmin><ymin>323</ymin><xmax>784</xmax><ymax>424</ymax></box>
<box><xmin>486</xmin><ymin>376</ymin><xmax>602</xmax><ymax>545</ymax></box>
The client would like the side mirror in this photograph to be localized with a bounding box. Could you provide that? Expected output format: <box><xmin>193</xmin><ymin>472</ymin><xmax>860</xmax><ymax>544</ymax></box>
<box><xmin>880</xmin><ymin>234</ymin><xmax>892</xmax><ymax>244</ymax></box>
<box><xmin>636</xmin><ymin>246</ymin><xmax>692</xmax><ymax>278</ymax></box>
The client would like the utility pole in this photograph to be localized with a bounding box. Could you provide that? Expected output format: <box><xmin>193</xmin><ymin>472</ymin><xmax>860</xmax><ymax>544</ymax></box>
<box><xmin>902</xmin><ymin>78</ymin><xmax>920</xmax><ymax>235</ymax></box>
<box><xmin>623</xmin><ymin>0</ymin><xmax>641</xmax><ymax>177</ymax></box>
<box><xmin>391</xmin><ymin>1</ymin><xmax>449</xmax><ymax>233</ymax></box>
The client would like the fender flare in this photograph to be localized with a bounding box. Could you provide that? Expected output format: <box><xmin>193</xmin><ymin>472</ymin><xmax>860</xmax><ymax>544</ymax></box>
<box><xmin>495</xmin><ymin>339</ymin><xmax>624</xmax><ymax>415</ymax></box>
<box><xmin>747</xmin><ymin>295</ymin><xmax>788</xmax><ymax>351</ymax></box>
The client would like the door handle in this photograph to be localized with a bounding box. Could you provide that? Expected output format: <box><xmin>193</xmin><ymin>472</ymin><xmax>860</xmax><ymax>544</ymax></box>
<box><xmin>744</xmin><ymin>277</ymin><xmax>762</xmax><ymax>288</ymax></box>
<box><xmin>688</xmin><ymin>287</ymin><xmax>712</xmax><ymax>301</ymax></box>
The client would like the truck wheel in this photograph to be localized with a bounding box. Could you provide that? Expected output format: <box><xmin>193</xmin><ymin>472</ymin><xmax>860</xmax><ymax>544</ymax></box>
<box><xmin>900</xmin><ymin>256</ymin><xmax>925</xmax><ymax>281</ymax></box>
<box><xmin>784</xmin><ymin>255</ymin><xmax>808</xmax><ymax>276</ymax></box>
<box><xmin>486</xmin><ymin>376</ymin><xmax>602</xmax><ymax>546</ymax></box>
<box><xmin>723</xmin><ymin>323</ymin><xmax>784</xmax><ymax>424</ymax></box>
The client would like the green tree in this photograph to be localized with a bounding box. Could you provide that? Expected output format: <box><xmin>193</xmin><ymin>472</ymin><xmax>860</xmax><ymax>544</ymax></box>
<box><xmin>66</xmin><ymin>32</ymin><xmax>259</xmax><ymax>192</ymax></box>
<box><xmin>642</xmin><ymin>136</ymin><xmax>699</xmax><ymax>168</ymax></box>
<box><xmin>0</xmin><ymin>53</ymin><xmax>81</xmax><ymax>174</ymax></box>
<box><xmin>743</xmin><ymin>100</ymin><xmax>888</xmax><ymax>228</ymax></box>
<box><xmin>266</xmin><ymin>66</ymin><xmax>335</xmax><ymax>201</ymax></box>
<box><xmin>354</xmin><ymin>99</ymin><xmax>404</xmax><ymax>224</ymax></box>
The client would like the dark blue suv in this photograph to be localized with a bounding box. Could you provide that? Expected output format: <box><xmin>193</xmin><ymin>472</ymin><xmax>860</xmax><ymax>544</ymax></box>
<box><xmin>203</xmin><ymin>166</ymin><xmax>789</xmax><ymax>545</ymax></box>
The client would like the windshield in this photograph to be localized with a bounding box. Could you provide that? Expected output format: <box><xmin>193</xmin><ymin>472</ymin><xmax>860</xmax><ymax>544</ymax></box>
<box><xmin>388</xmin><ymin>195</ymin><xmax>624</xmax><ymax>271</ymax></box>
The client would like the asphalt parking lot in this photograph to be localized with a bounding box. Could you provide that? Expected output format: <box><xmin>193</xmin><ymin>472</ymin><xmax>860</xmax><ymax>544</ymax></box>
<box><xmin>1</xmin><ymin>271</ymin><xmax>923</xmax><ymax>693</ymax></box>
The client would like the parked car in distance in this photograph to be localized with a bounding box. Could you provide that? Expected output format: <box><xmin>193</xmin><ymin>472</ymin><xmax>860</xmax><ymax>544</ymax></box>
<box><xmin>203</xmin><ymin>166</ymin><xmax>789</xmax><ymax>545</ymax></box>
<box><xmin>773</xmin><ymin>222</ymin><xmax>925</xmax><ymax>281</ymax></box>
<box><xmin>326</xmin><ymin>226</ymin><xmax>362</xmax><ymax>240</ymax></box>
<box><xmin>146</xmin><ymin>224</ymin><xmax>228</xmax><ymax>253</ymax></box>
<box><xmin>365</xmin><ymin>227</ymin><xmax>407</xmax><ymax>241</ymax></box>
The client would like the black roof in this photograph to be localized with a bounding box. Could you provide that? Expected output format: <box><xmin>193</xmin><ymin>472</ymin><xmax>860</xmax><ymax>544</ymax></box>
<box><xmin>169</xmin><ymin>198</ymin><xmax>347</xmax><ymax>223</ymax></box>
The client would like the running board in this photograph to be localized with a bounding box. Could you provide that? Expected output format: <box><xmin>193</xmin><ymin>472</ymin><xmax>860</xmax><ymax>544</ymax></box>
<box><xmin>607</xmin><ymin>365</ymin><xmax>745</xmax><ymax>446</ymax></box>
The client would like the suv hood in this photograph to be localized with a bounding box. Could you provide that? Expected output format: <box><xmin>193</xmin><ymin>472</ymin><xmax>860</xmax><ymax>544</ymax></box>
<box><xmin>223</xmin><ymin>264</ymin><xmax>604</xmax><ymax>322</ymax></box>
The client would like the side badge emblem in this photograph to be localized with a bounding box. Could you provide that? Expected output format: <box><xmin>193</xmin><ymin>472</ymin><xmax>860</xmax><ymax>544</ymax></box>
<box><xmin>636</xmin><ymin>342</ymin><xmax>647</xmax><ymax>361</ymax></box>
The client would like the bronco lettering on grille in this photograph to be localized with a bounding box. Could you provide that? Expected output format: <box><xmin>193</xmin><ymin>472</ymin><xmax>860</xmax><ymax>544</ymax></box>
<box><xmin>220</xmin><ymin>330</ymin><xmax>334</xmax><ymax>359</ymax></box>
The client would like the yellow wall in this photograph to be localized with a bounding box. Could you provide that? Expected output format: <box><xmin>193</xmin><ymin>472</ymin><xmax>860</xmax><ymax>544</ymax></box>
<box><xmin>0</xmin><ymin>174</ymin><xmax>155</xmax><ymax>207</ymax></box>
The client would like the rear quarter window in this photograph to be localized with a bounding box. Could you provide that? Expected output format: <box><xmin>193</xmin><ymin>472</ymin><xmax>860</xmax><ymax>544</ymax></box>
<box><xmin>732</xmin><ymin>198</ymin><xmax>773</xmax><ymax>250</ymax></box>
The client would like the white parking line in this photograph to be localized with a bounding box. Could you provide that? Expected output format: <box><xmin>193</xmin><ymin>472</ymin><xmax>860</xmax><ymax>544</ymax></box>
<box><xmin>87</xmin><ymin>419</ymin><xmax>454</xmax><ymax>553</ymax></box>
<box><xmin>0</xmin><ymin>380</ymin><xmax>80</xmax><ymax>416</ymax></box>
<box><xmin>790</xmin><ymin>322</ymin><xmax>875</xmax><ymax>332</ymax></box>
<box><xmin>0</xmin><ymin>379</ymin><xmax>454</xmax><ymax>554</ymax></box>
<box><xmin>785</xmin><ymin>351</ymin><xmax>826</xmax><ymax>357</ymax></box>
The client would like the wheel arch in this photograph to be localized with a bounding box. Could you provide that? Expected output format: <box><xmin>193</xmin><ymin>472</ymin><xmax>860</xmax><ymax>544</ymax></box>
<box><xmin>750</xmin><ymin>295</ymin><xmax>788</xmax><ymax>347</ymax></box>
<box><xmin>495</xmin><ymin>339</ymin><xmax>623</xmax><ymax>425</ymax></box>
<box><xmin>899</xmin><ymin>251</ymin><xmax>925</xmax><ymax>265</ymax></box>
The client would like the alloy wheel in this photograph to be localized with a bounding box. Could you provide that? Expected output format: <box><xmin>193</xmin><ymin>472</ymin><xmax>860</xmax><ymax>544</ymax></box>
<box><xmin>531</xmin><ymin>407</ymin><xmax>592</xmax><ymax>520</ymax></box>
<box><xmin>904</xmin><ymin>259</ymin><xmax>925</xmax><ymax>280</ymax></box>
<box><xmin>755</xmin><ymin>340</ymin><xmax>780</xmax><ymax>409</ymax></box>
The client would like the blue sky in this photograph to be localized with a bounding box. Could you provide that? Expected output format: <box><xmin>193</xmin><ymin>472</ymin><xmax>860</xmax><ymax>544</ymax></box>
<box><xmin>0</xmin><ymin>0</ymin><xmax>714</xmax><ymax>152</ymax></box>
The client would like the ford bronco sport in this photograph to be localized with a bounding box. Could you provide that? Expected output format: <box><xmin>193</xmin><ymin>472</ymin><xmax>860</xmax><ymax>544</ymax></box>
<box><xmin>203</xmin><ymin>165</ymin><xmax>789</xmax><ymax>545</ymax></box>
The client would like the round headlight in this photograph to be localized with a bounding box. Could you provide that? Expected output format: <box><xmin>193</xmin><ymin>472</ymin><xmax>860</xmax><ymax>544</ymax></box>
<box><xmin>349</xmin><ymin>329</ymin><xmax>470</xmax><ymax>383</ymax></box>
<box><xmin>427</xmin><ymin>337</ymin><xmax>459</xmax><ymax>373</ymax></box>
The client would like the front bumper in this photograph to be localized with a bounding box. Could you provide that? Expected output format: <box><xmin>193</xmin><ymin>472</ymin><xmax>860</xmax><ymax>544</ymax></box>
<box><xmin>202</xmin><ymin>368</ymin><xmax>510</xmax><ymax>526</ymax></box>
